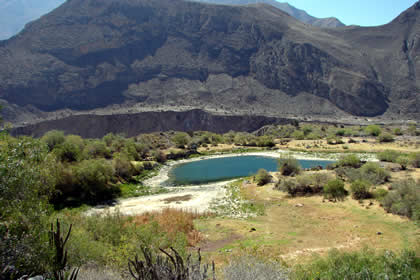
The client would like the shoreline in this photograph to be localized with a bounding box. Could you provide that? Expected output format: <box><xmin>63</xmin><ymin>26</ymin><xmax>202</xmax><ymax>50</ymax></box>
<box><xmin>89</xmin><ymin>149</ymin><xmax>377</xmax><ymax>216</ymax></box>
<box><xmin>144</xmin><ymin>149</ymin><xmax>376</xmax><ymax>188</ymax></box>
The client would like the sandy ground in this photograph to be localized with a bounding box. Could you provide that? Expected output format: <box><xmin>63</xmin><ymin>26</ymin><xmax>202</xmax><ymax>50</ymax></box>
<box><xmin>89</xmin><ymin>150</ymin><xmax>375</xmax><ymax>216</ymax></box>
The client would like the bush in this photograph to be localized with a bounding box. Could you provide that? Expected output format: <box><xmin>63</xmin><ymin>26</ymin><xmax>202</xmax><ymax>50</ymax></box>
<box><xmin>53</xmin><ymin>141</ymin><xmax>83</xmax><ymax>162</ymax></box>
<box><xmin>396</xmin><ymin>156</ymin><xmax>410</xmax><ymax>170</ymax></box>
<box><xmin>275</xmin><ymin>173</ymin><xmax>333</xmax><ymax>196</ymax></box>
<box><xmin>0</xmin><ymin>136</ymin><xmax>56</xmax><ymax>277</ymax></box>
<box><xmin>381</xmin><ymin>179</ymin><xmax>420</xmax><ymax>221</ymax></box>
<box><xmin>372</xmin><ymin>188</ymin><xmax>389</xmax><ymax>200</ymax></box>
<box><xmin>359</xmin><ymin>162</ymin><xmax>390</xmax><ymax>185</ymax></box>
<box><xmin>378</xmin><ymin>133</ymin><xmax>395</xmax><ymax>143</ymax></box>
<box><xmin>224</xmin><ymin>256</ymin><xmax>289</xmax><ymax>280</ymax></box>
<box><xmin>377</xmin><ymin>150</ymin><xmax>400</xmax><ymax>162</ymax></box>
<box><xmin>291</xmin><ymin>130</ymin><xmax>305</xmax><ymax>140</ymax></box>
<box><xmin>365</xmin><ymin>125</ymin><xmax>382</xmax><ymax>136</ymax></box>
<box><xmin>293</xmin><ymin>248</ymin><xmax>420</xmax><ymax>280</ymax></box>
<box><xmin>337</xmin><ymin>154</ymin><xmax>362</xmax><ymax>168</ymax></box>
<box><xmin>54</xmin><ymin>159</ymin><xmax>118</xmax><ymax>207</ymax></box>
<box><xmin>323</xmin><ymin>179</ymin><xmax>347</xmax><ymax>201</ymax></box>
<box><xmin>172</xmin><ymin>132</ymin><xmax>191</xmax><ymax>148</ymax></box>
<box><xmin>350</xmin><ymin>180</ymin><xmax>371</xmax><ymax>200</ymax></box>
<box><xmin>255</xmin><ymin>169</ymin><xmax>271</xmax><ymax>186</ymax></box>
<box><xmin>278</xmin><ymin>157</ymin><xmax>301</xmax><ymax>176</ymax></box>
<box><xmin>113</xmin><ymin>155</ymin><xmax>136</xmax><ymax>181</ymax></box>
<box><xmin>393</xmin><ymin>127</ymin><xmax>403</xmax><ymax>135</ymax></box>
<box><xmin>84</xmin><ymin>140</ymin><xmax>111</xmax><ymax>159</ymax></box>
<box><xmin>41</xmin><ymin>130</ymin><xmax>66</xmax><ymax>151</ymax></box>
<box><xmin>410</xmin><ymin>152</ymin><xmax>420</xmax><ymax>168</ymax></box>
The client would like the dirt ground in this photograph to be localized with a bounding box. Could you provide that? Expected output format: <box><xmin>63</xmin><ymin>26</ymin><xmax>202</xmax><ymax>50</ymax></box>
<box><xmin>195</xmin><ymin>169</ymin><xmax>420</xmax><ymax>266</ymax></box>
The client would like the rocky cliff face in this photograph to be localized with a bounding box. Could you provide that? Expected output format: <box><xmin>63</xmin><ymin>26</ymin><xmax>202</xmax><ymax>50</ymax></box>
<box><xmin>11</xmin><ymin>109</ymin><xmax>291</xmax><ymax>138</ymax></box>
<box><xmin>0</xmin><ymin>0</ymin><xmax>419</xmax><ymax>128</ymax></box>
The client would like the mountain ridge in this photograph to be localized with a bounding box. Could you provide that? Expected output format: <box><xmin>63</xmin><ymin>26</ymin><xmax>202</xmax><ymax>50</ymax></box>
<box><xmin>192</xmin><ymin>0</ymin><xmax>345</xmax><ymax>28</ymax></box>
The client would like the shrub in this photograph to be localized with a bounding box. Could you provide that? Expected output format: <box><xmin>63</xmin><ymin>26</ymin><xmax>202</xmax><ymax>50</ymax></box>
<box><xmin>350</xmin><ymin>180</ymin><xmax>371</xmax><ymax>200</ymax></box>
<box><xmin>372</xmin><ymin>188</ymin><xmax>389</xmax><ymax>200</ymax></box>
<box><xmin>326</xmin><ymin>136</ymin><xmax>344</xmax><ymax>145</ymax></box>
<box><xmin>393</xmin><ymin>127</ymin><xmax>403</xmax><ymax>135</ymax></box>
<box><xmin>291</xmin><ymin>130</ymin><xmax>305</xmax><ymax>140</ymax></box>
<box><xmin>73</xmin><ymin>159</ymin><xmax>118</xmax><ymax>203</ymax></box>
<box><xmin>255</xmin><ymin>169</ymin><xmax>271</xmax><ymax>186</ymax></box>
<box><xmin>292</xmin><ymin>248</ymin><xmax>420</xmax><ymax>280</ymax></box>
<box><xmin>278</xmin><ymin>157</ymin><xmax>301</xmax><ymax>176</ymax></box>
<box><xmin>365</xmin><ymin>125</ymin><xmax>382</xmax><ymax>136</ymax></box>
<box><xmin>152</xmin><ymin>150</ymin><xmax>167</xmax><ymax>163</ymax></box>
<box><xmin>323</xmin><ymin>179</ymin><xmax>347</xmax><ymax>201</ymax></box>
<box><xmin>41</xmin><ymin>130</ymin><xmax>66</xmax><ymax>151</ymax></box>
<box><xmin>377</xmin><ymin>150</ymin><xmax>400</xmax><ymax>162</ymax></box>
<box><xmin>53</xmin><ymin>141</ymin><xmax>83</xmax><ymax>162</ymax></box>
<box><xmin>256</xmin><ymin>136</ymin><xmax>275</xmax><ymax>147</ymax></box>
<box><xmin>0</xmin><ymin>136</ymin><xmax>55</xmax><ymax>277</ymax></box>
<box><xmin>84</xmin><ymin>140</ymin><xmax>111</xmax><ymax>159</ymax></box>
<box><xmin>381</xmin><ymin>179</ymin><xmax>420</xmax><ymax>221</ymax></box>
<box><xmin>172</xmin><ymin>132</ymin><xmax>191</xmax><ymax>148</ymax></box>
<box><xmin>378</xmin><ymin>133</ymin><xmax>394</xmax><ymax>143</ymax></box>
<box><xmin>275</xmin><ymin>173</ymin><xmax>333</xmax><ymax>196</ymax></box>
<box><xmin>396</xmin><ymin>156</ymin><xmax>410</xmax><ymax>170</ymax></box>
<box><xmin>113</xmin><ymin>155</ymin><xmax>136</xmax><ymax>181</ymax></box>
<box><xmin>359</xmin><ymin>162</ymin><xmax>390</xmax><ymax>185</ymax></box>
<box><xmin>410</xmin><ymin>152</ymin><xmax>420</xmax><ymax>168</ymax></box>
<box><xmin>337</xmin><ymin>154</ymin><xmax>362</xmax><ymax>168</ymax></box>
<box><xmin>224</xmin><ymin>256</ymin><xmax>289</xmax><ymax>280</ymax></box>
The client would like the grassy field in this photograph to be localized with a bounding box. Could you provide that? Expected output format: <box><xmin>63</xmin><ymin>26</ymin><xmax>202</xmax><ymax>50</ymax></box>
<box><xmin>194</xmin><ymin>172</ymin><xmax>420</xmax><ymax>268</ymax></box>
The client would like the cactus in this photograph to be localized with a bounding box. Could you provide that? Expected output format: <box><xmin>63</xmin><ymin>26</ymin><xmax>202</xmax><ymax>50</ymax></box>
<box><xmin>128</xmin><ymin>247</ymin><xmax>215</xmax><ymax>280</ymax></box>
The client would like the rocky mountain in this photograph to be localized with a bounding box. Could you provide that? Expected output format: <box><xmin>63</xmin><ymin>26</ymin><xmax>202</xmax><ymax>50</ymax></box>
<box><xmin>0</xmin><ymin>0</ymin><xmax>64</xmax><ymax>40</ymax></box>
<box><xmin>0</xmin><ymin>0</ymin><xmax>419</xmax><ymax>129</ymax></box>
<box><xmin>192</xmin><ymin>0</ymin><xmax>345</xmax><ymax>28</ymax></box>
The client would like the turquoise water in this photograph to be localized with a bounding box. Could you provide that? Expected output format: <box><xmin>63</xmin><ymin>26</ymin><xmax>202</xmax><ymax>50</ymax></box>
<box><xmin>167</xmin><ymin>155</ymin><xmax>334</xmax><ymax>186</ymax></box>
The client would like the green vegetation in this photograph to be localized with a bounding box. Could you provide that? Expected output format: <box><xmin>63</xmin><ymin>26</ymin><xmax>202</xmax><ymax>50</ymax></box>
<box><xmin>378</xmin><ymin>132</ymin><xmax>395</xmax><ymax>143</ymax></box>
<box><xmin>323</xmin><ymin>179</ymin><xmax>347</xmax><ymax>201</ymax></box>
<box><xmin>293</xmin><ymin>248</ymin><xmax>420</xmax><ymax>280</ymax></box>
<box><xmin>275</xmin><ymin>172</ymin><xmax>333</xmax><ymax>197</ymax></box>
<box><xmin>377</xmin><ymin>149</ymin><xmax>400</xmax><ymax>162</ymax></box>
<box><xmin>337</xmin><ymin>154</ymin><xmax>362</xmax><ymax>168</ymax></box>
<box><xmin>255</xmin><ymin>169</ymin><xmax>271</xmax><ymax>186</ymax></box>
<box><xmin>278</xmin><ymin>157</ymin><xmax>301</xmax><ymax>176</ymax></box>
<box><xmin>381</xmin><ymin>179</ymin><xmax>420</xmax><ymax>222</ymax></box>
<box><xmin>365</xmin><ymin>125</ymin><xmax>382</xmax><ymax>136</ymax></box>
<box><xmin>350</xmin><ymin>180</ymin><xmax>371</xmax><ymax>200</ymax></box>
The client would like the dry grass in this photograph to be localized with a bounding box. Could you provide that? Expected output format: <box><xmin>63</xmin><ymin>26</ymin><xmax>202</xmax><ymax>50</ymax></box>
<box><xmin>133</xmin><ymin>208</ymin><xmax>206</xmax><ymax>246</ymax></box>
<box><xmin>195</xmin><ymin>176</ymin><xmax>420</xmax><ymax>267</ymax></box>
<box><xmin>280</xmin><ymin>137</ymin><xmax>420</xmax><ymax>153</ymax></box>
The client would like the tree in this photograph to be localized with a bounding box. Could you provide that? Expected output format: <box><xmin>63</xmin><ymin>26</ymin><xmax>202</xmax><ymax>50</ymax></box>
<box><xmin>0</xmin><ymin>135</ymin><xmax>56</xmax><ymax>276</ymax></box>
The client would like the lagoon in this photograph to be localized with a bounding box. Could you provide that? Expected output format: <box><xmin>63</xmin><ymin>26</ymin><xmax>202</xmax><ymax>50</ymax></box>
<box><xmin>167</xmin><ymin>156</ymin><xmax>334</xmax><ymax>185</ymax></box>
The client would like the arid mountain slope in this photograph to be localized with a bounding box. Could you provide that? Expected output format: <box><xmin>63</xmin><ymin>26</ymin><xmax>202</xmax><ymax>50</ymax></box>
<box><xmin>192</xmin><ymin>0</ymin><xmax>344</xmax><ymax>28</ymax></box>
<box><xmin>0</xmin><ymin>0</ymin><xmax>419</xmax><ymax>127</ymax></box>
